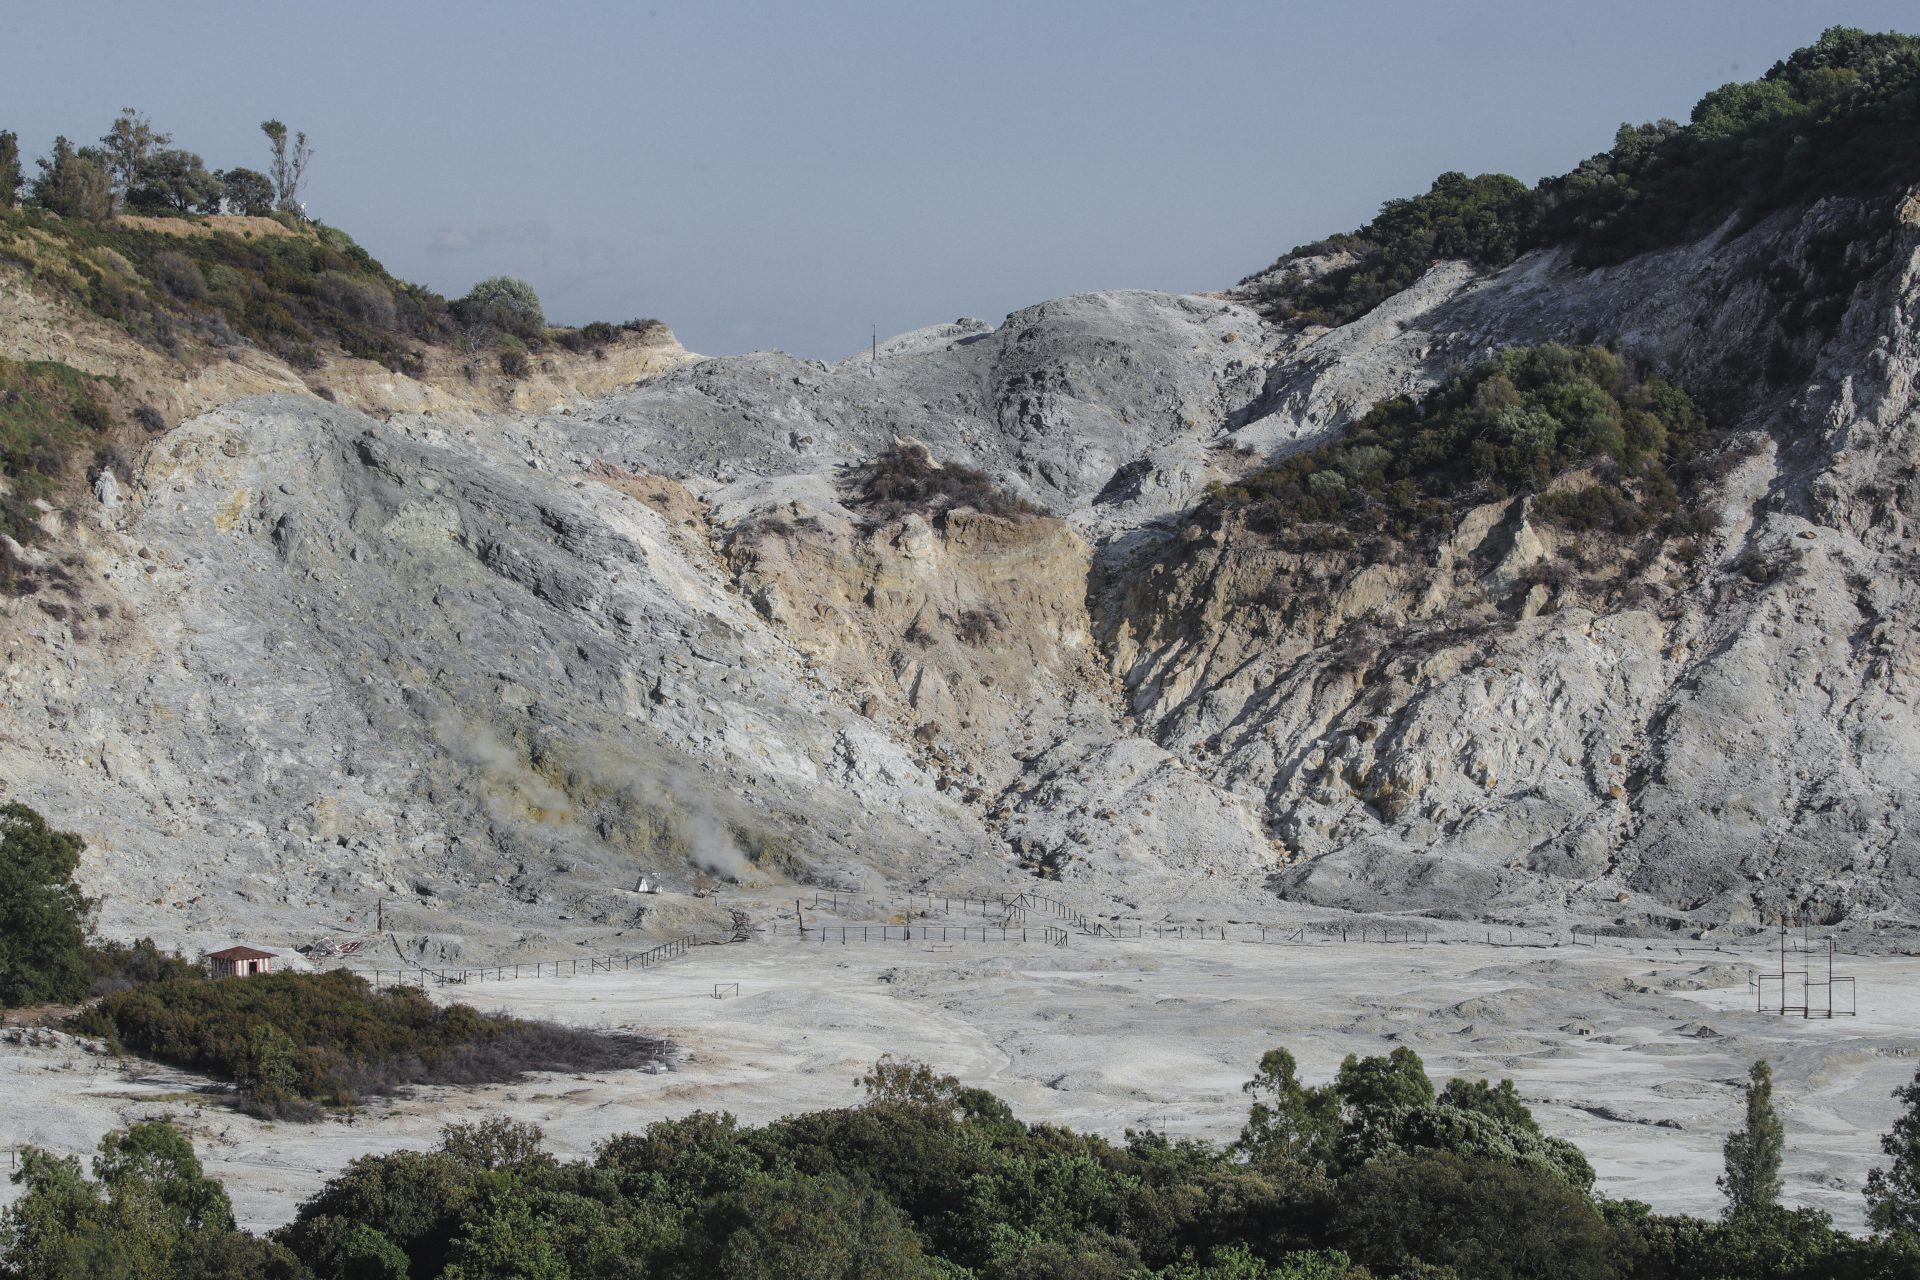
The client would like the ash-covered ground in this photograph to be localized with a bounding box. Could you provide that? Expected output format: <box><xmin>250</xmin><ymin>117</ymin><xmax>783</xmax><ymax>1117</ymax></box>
<box><xmin>4</xmin><ymin>925</ymin><xmax>1910</xmax><ymax>1233</ymax></box>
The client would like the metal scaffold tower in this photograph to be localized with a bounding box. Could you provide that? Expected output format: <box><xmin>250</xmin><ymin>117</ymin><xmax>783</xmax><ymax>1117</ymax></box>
<box><xmin>1754</xmin><ymin>915</ymin><xmax>1856</xmax><ymax>1018</ymax></box>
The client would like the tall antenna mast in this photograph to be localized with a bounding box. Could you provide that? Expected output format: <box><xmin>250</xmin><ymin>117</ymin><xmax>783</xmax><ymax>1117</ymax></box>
<box><xmin>871</xmin><ymin>323</ymin><xmax>877</xmax><ymax>377</ymax></box>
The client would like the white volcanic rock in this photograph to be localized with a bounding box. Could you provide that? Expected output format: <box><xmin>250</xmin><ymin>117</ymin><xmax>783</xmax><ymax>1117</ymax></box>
<box><xmin>1</xmin><ymin>191</ymin><xmax>1917</xmax><ymax>954</ymax></box>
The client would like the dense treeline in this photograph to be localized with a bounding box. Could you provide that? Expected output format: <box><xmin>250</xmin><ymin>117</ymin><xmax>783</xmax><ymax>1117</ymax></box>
<box><xmin>1242</xmin><ymin>27</ymin><xmax>1920</xmax><ymax>329</ymax></box>
<box><xmin>0</xmin><ymin>109</ymin><xmax>661</xmax><ymax>369</ymax></box>
<box><xmin>1247</xmin><ymin>172</ymin><xmax>1535</xmax><ymax>332</ymax></box>
<box><xmin>1204</xmin><ymin>344</ymin><xmax>1717</xmax><ymax>552</ymax></box>
<box><xmin>7</xmin><ymin>1049</ymin><xmax>1920</xmax><ymax>1278</ymax></box>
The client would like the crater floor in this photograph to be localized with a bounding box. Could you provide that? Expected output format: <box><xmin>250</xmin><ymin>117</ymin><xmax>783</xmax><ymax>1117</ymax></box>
<box><xmin>4</xmin><ymin>927</ymin><xmax>1911</xmax><ymax>1232</ymax></box>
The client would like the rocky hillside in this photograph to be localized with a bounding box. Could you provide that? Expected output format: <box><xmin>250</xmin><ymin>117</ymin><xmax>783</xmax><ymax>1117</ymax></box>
<box><xmin>1137</xmin><ymin>189</ymin><xmax>1920</xmax><ymax>931</ymax></box>
<box><xmin>5</xmin><ymin>34</ymin><xmax>1920</xmax><ymax>955</ymax></box>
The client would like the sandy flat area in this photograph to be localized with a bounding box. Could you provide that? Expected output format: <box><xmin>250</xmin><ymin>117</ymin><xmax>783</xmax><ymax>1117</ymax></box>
<box><xmin>3</xmin><ymin>934</ymin><xmax>1914</xmax><ymax>1233</ymax></box>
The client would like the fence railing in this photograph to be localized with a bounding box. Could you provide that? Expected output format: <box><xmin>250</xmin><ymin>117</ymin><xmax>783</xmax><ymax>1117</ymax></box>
<box><xmin>1569</xmin><ymin>925</ymin><xmax>1832</xmax><ymax>956</ymax></box>
<box><xmin>352</xmin><ymin>934</ymin><xmax>694</xmax><ymax>989</ymax></box>
<box><xmin>899</xmin><ymin>891</ymin><xmax>1006</xmax><ymax>919</ymax></box>
<box><xmin>803</xmin><ymin>888</ymin><xmax>1096</xmax><ymax>937</ymax></box>
<box><xmin>803</xmin><ymin>889</ymin><xmax>1819</xmax><ymax>956</ymax></box>
<box><xmin>1083</xmin><ymin>923</ymin><xmax>1234</xmax><ymax>940</ymax></box>
<box><xmin>1003</xmin><ymin>891</ymin><xmax>1096</xmax><ymax>933</ymax></box>
<box><xmin>798</xmin><ymin>923</ymin><xmax>1069</xmax><ymax>947</ymax></box>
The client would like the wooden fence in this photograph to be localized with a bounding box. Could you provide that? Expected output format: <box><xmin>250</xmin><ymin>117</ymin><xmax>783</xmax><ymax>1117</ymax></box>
<box><xmin>798</xmin><ymin>923</ymin><xmax>1069</xmax><ymax>947</ymax></box>
<box><xmin>796</xmin><ymin>886</ymin><xmax>1773</xmax><ymax>956</ymax></box>
<box><xmin>352</xmin><ymin>934</ymin><xmax>694</xmax><ymax>989</ymax></box>
<box><xmin>1002</xmin><ymin>890</ymin><xmax>1096</xmax><ymax>933</ymax></box>
<box><xmin>1084</xmin><ymin>923</ymin><xmax>1233</xmax><ymax>940</ymax></box>
<box><xmin>899</xmin><ymin>891</ymin><xmax>1007</xmax><ymax>919</ymax></box>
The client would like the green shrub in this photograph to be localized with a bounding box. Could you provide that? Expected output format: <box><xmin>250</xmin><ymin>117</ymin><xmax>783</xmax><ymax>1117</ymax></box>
<box><xmin>275</xmin><ymin>1146</ymin><xmax>479</xmax><ymax>1277</ymax></box>
<box><xmin>1152</xmin><ymin>1246</ymin><xmax>1367</xmax><ymax>1279</ymax></box>
<box><xmin>595</xmin><ymin>1110</ymin><xmax>782</xmax><ymax>1209</ymax></box>
<box><xmin>70</xmin><ymin>968</ymin><xmax>668</xmax><ymax>1116</ymax></box>
<box><xmin>1333</xmin><ymin>1149</ymin><xmax>1620</xmax><ymax>1280</ymax></box>
<box><xmin>455</xmin><ymin>275</ymin><xmax>545</xmax><ymax>338</ymax></box>
<box><xmin>0</xmin><ymin>205</ymin><xmax>433</xmax><ymax>372</ymax></box>
<box><xmin>84</xmin><ymin>937</ymin><xmax>202</xmax><ymax>995</ymax></box>
<box><xmin>312</xmin><ymin>270</ymin><xmax>395</xmax><ymax>329</ymax></box>
<box><xmin>1204</xmin><ymin>344</ymin><xmax>1709</xmax><ymax>551</ymax></box>
<box><xmin>150</xmin><ymin>250</ymin><xmax>206</xmax><ymax>299</ymax></box>
<box><xmin>0</xmin><ymin>356</ymin><xmax>120</xmax><ymax>563</ymax></box>
<box><xmin>438</xmin><ymin>1117</ymin><xmax>554</xmax><ymax>1175</ymax></box>
<box><xmin>1623</xmin><ymin>1202</ymin><xmax>1890</xmax><ymax>1280</ymax></box>
<box><xmin>0</xmin><ymin>198</ymin><xmax>599</xmax><ymax>387</ymax></box>
<box><xmin>678</xmin><ymin>1172</ymin><xmax>945</xmax><ymax>1279</ymax></box>
<box><xmin>1540</xmin><ymin>27</ymin><xmax>1920</xmax><ymax>264</ymax></box>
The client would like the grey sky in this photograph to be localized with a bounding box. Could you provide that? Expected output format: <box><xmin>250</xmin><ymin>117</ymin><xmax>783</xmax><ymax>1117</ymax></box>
<box><xmin>5</xmin><ymin>1</ymin><xmax>1914</xmax><ymax>359</ymax></box>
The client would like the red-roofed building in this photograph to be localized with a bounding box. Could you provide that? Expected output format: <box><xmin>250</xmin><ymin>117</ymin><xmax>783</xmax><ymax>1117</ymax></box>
<box><xmin>207</xmin><ymin>945</ymin><xmax>275</xmax><ymax>978</ymax></box>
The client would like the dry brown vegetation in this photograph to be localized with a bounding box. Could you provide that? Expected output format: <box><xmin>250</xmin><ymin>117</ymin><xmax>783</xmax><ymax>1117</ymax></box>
<box><xmin>845</xmin><ymin>443</ymin><xmax>1044</xmax><ymax>522</ymax></box>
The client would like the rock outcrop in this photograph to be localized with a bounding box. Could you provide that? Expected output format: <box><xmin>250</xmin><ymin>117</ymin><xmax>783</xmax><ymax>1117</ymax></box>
<box><xmin>0</xmin><ymin>259</ymin><xmax>694</xmax><ymax>430</ymax></box>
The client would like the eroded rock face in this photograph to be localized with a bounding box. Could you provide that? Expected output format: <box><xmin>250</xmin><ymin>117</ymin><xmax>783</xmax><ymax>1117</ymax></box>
<box><xmin>6</xmin><ymin>401</ymin><xmax>995</xmax><ymax>948</ymax></box>
<box><xmin>4</xmin><ymin>194</ymin><xmax>1919</xmax><ymax>948</ymax></box>
<box><xmin>728</xmin><ymin>505</ymin><xmax>1096</xmax><ymax>757</ymax></box>
<box><xmin>0</xmin><ymin>260</ymin><xmax>695</xmax><ymax>433</ymax></box>
<box><xmin>1119</xmin><ymin>192</ymin><xmax>1920</xmax><ymax>930</ymax></box>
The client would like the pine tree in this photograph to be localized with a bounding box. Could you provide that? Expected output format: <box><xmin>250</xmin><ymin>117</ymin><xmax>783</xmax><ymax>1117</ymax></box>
<box><xmin>1866</xmin><ymin>1068</ymin><xmax>1920</xmax><ymax>1237</ymax></box>
<box><xmin>0</xmin><ymin>131</ymin><xmax>21</xmax><ymax>209</ymax></box>
<box><xmin>1720</xmin><ymin>1059</ymin><xmax>1786</xmax><ymax>1217</ymax></box>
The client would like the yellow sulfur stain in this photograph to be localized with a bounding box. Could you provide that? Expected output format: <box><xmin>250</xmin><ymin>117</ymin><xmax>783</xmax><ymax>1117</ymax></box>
<box><xmin>214</xmin><ymin>488</ymin><xmax>251</xmax><ymax>533</ymax></box>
